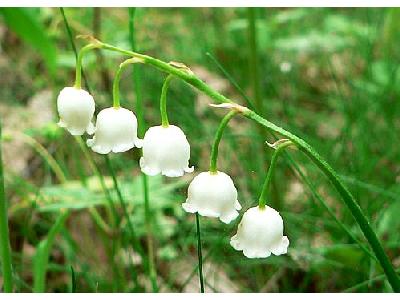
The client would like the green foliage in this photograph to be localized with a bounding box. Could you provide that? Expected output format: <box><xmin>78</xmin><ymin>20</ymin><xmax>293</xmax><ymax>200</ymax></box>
<box><xmin>1</xmin><ymin>7</ymin><xmax>400</xmax><ymax>292</ymax></box>
<box><xmin>0</xmin><ymin>8</ymin><xmax>57</xmax><ymax>76</ymax></box>
<box><xmin>33</xmin><ymin>211</ymin><xmax>70</xmax><ymax>292</ymax></box>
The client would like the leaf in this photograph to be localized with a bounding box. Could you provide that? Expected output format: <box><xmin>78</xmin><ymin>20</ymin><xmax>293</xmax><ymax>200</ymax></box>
<box><xmin>315</xmin><ymin>244</ymin><xmax>366</xmax><ymax>270</ymax></box>
<box><xmin>0</xmin><ymin>8</ymin><xmax>57</xmax><ymax>75</ymax></box>
<box><xmin>33</xmin><ymin>211</ymin><xmax>70</xmax><ymax>292</ymax></box>
<box><xmin>378</xmin><ymin>200</ymin><xmax>400</xmax><ymax>244</ymax></box>
<box><xmin>382</xmin><ymin>8</ymin><xmax>400</xmax><ymax>59</ymax></box>
<box><xmin>37</xmin><ymin>174</ymin><xmax>188</xmax><ymax>212</ymax></box>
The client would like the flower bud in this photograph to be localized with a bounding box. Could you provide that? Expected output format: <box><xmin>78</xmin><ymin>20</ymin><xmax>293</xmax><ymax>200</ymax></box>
<box><xmin>87</xmin><ymin>107</ymin><xmax>142</xmax><ymax>154</ymax></box>
<box><xmin>230</xmin><ymin>206</ymin><xmax>289</xmax><ymax>258</ymax></box>
<box><xmin>139</xmin><ymin>125</ymin><xmax>193</xmax><ymax>177</ymax></box>
<box><xmin>57</xmin><ymin>87</ymin><xmax>95</xmax><ymax>135</ymax></box>
<box><xmin>182</xmin><ymin>171</ymin><xmax>241</xmax><ymax>224</ymax></box>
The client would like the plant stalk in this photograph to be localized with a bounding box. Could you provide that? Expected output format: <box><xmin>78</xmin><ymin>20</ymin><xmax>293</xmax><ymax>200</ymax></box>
<box><xmin>74</xmin><ymin>44</ymin><xmax>98</xmax><ymax>89</ymax></box>
<box><xmin>76</xmin><ymin>39</ymin><xmax>400</xmax><ymax>291</ymax></box>
<box><xmin>209</xmin><ymin>110</ymin><xmax>238</xmax><ymax>173</ymax></box>
<box><xmin>60</xmin><ymin>7</ymin><xmax>91</xmax><ymax>94</ymax></box>
<box><xmin>243</xmin><ymin>110</ymin><xmax>400</xmax><ymax>291</ymax></box>
<box><xmin>128</xmin><ymin>8</ymin><xmax>159</xmax><ymax>292</ymax></box>
<box><xmin>247</xmin><ymin>8</ymin><xmax>262</xmax><ymax>113</ymax></box>
<box><xmin>0</xmin><ymin>121</ymin><xmax>13</xmax><ymax>292</ymax></box>
<box><xmin>195</xmin><ymin>213</ymin><xmax>205</xmax><ymax>293</ymax></box>
<box><xmin>112</xmin><ymin>58</ymin><xmax>141</xmax><ymax>108</ymax></box>
<box><xmin>258</xmin><ymin>141</ymin><xmax>293</xmax><ymax>208</ymax></box>
<box><xmin>160</xmin><ymin>74</ymin><xmax>174</xmax><ymax>127</ymax></box>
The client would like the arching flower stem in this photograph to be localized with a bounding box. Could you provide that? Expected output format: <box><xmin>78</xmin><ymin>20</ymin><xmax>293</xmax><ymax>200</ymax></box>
<box><xmin>113</xmin><ymin>58</ymin><xmax>143</xmax><ymax>108</ymax></box>
<box><xmin>209</xmin><ymin>110</ymin><xmax>238</xmax><ymax>174</ymax></box>
<box><xmin>258</xmin><ymin>141</ymin><xmax>293</xmax><ymax>209</ymax></box>
<box><xmin>160</xmin><ymin>74</ymin><xmax>174</xmax><ymax>127</ymax></box>
<box><xmin>77</xmin><ymin>38</ymin><xmax>400</xmax><ymax>292</ymax></box>
<box><xmin>74</xmin><ymin>44</ymin><xmax>99</xmax><ymax>89</ymax></box>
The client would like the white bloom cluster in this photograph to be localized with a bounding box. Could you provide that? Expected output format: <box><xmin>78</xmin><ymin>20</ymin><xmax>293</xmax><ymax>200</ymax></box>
<box><xmin>57</xmin><ymin>72</ymin><xmax>289</xmax><ymax>261</ymax></box>
<box><xmin>183</xmin><ymin>170</ymin><xmax>289</xmax><ymax>259</ymax></box>
<box><xmin>56</xmin><ymin>87</ymin><xmax>193</xmax><ymax>174</ymax></box>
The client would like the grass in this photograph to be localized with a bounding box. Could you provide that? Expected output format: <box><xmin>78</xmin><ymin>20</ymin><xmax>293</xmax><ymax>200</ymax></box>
<box><xmin>0</xmin><ymin>7</ymin><xmax>400</xmax><ymax>292</ymax></box>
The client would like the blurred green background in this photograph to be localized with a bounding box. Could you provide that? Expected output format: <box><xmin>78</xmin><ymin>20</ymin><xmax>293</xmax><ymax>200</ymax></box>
<box><xmin>0</xmin><ymin>7</ymin><xmax>400</xmax><ymax>292</ymax></box>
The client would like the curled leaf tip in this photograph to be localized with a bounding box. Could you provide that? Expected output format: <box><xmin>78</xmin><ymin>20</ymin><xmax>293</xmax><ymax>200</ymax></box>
<box><xmin>168</xmin><ymin>61</ymin><xmax>194</xmax><ymax>75</ymax></box>
<box><xmin>120</xmin><ymin>57</ymin><xmax>144</xmax><ymax>68</ymax></box>
<box><xmin>266</xmin><ymin>138</ymin><xmax>292</xmax><ymax>149</ymax></box>
<box><xmin>76</xmin><ymin>35</ymin><xmax>102</xmax><ymax>46</ymax></box>
<box><xmin>209</xmin><ymin>103</ymin><xmax>249</xmax><ymax>113</ymax></box>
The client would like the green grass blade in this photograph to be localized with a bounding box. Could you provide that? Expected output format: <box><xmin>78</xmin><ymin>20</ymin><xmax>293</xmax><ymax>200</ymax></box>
<box><xmin>70</xmin><ymin>265</ymin><xmax>76</xmax><ymax>293</ymax></box>
<box><xmin>59</xmin><ymin>7</ymin><xmax>91</xmax><ymax>93</ymax></box>
<box><xmin>195</xmin><ymin>213</ymin><xmax>205</xmax><ymax>293</ymax></box>
<box><xmin>0</xmin><ymin>119</ymin><xmax>13</xmax><ymax>292</ymax></box>
<box><xmin>33</xmin><ymin>210</ymin><xmax>71</xmax><ymax>292</ymax></box>
<box><xmin>247</xmin><ymin>8</ymin><xmax>262</xmax><ymax>113</ymax></box>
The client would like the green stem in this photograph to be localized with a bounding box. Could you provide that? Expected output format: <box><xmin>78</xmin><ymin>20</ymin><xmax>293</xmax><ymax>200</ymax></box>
<box><xmin>143</xmin><ymin>174</ymin><xmax>158</xmax><ymax>292</ymax></box>
<box><xmin>195</xmin><ymin>213</ymin><xmax>205</xmax><ymax>293</ymax></box>
<box><xmin>160</xmin><ymin>74</ymin><xmax>174</xmax><ymax>127</ymax></box>
<box><xmin>60</xmin><ymin>8</ymin><xmax>91</xmax><ymax>94</ymax></box>
<box><xmin>247</xmin><ymin>8</ymin><xmax>262</xmax><ymax>113</ymax></box>
<box><xmin>75</xmin><ymin>137</ymin><xmax>118</xmax><ymax>227</ymax></box>
<box><xmin>207</xmin><ymin>52</ymin><xmax>375</xmax><ymax>259</ymax></box>
<box><xmin>112</xmin><ymin>64</ymin><xmax>123</xmax><ymax>108</ymax></box>
<box><xmin>105</xmin><ymin>155</ymin><xmax>141</xmax><ymax>289</ymax></box>
<box><xmin>128</xmin><ymin>9</ymin><xmax>158</xmax><ymax>292</ymax></box>
<box><xmin>206</xmin><ymin>52</ymin><xmax>255</xmax><ymax>110</ymax></box>
<box><xmin>242</xmin><ymin>110</ymin><xmax>400</xmax><ymax>291</ymax></box>
<box><xmin>23</xmin><ymin>134</ymin><xmax>67</xmax><ymax>184</ymax></box>
<box><xmin>0</xmin><ymin>121</ymin><xmax>13</xmax><ymax>292</ymax></box>
<box><xmin>285</xmin><ymin>153</ymin><xmax>376</xmax><ymax>260</ymax></box>
<box><xmin>104</xmin><ymin>155</ymin><xmax>144</xmax><ymax>255</ymax></box>
<box><xmin>113</xmin><ymin>58</ymin><xmax>140</xmax><ymax>108</ymax></box>
<box><xmin>88</xmin><ymin>207</ymin><xmax>113</xmax><ymax>236</ymax></box>
<box><xmin>74</xmin><ymin>44</ymin><xmax>97</xmax><ymax>89</ymax></box>
<box><xmin>258</xmin><ymin>141</ymin><xmax>293</xmax><ymax>208</ymax></box>
<box><xmin>76</xmin><ymin>40</ymin><xmax>400</xmax><ymax>291</ymax></box>
<box><xmin>209</xmin><ymin>110</ymin><xmax>238</xmax><ymax>173</ymax></box>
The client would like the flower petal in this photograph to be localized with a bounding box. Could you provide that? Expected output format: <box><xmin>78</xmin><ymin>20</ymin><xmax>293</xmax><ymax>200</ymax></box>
<box><xmin>87</xmin><ymin>107</ymin><xmax>141</xmax><ymax>154</ymax></box>
<box><xmin>139</xmin><ymin>125</ymin><xmax>192</xmax><ymax>177</ymax></box>
<box><xmin>270</xmin><ymin>236</ymin><xmax>289</xmax><ymax>256</ymax></box>
<box><xmin>183</xmin><ymin>171</ymin><xmax>241</xmax><ymax>223</ymax></box>
<box><xmin>230</xmin><ymin>206</ymin><xmax>289</xmax><ymax>259</ymax></box>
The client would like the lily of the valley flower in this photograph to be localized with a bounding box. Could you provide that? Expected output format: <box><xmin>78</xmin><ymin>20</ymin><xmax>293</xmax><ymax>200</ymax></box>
<box><xmin>230</xmin><ymin>205</ymin><xmax>289</xmax><ymax>258</ymax></box>
<box><xmin>182</xmin><ymin>171</ymin><xmax>241</xmax><ymax>223</ymax></box>
<box><xmin>140</xmin><ymin>125</ymin><xmax>193</xmax><ymax>177</ymax></box>
<box><xmin>87</xmin><ymin>107</ymin><xmax>142</xmax><ymax>154</ymax></box>
<box><xmin>57</xmin><ymin>87</ymin><xmax>95</xmax><ymax>136</ymax></box>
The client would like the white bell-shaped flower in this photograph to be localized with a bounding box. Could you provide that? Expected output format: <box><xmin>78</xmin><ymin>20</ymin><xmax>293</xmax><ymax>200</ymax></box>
<box><xmin>182</xmin><ymin>171</ymin><xmax>241</xmax><ymax>224</ymax></box>
<box><xmin>139</xmin><ymin>125</ymin><xmax>193</xmax><ymax>177</ymax></box>
<box><xmin>57</xmin><ymin>87</ymin><xmax>95</xmax><ymax>135</ymax></box>
<box><xmin>87</xmin><ymin>107</ymin><xmax>142</xmax><ymax>154</ymax></box>
<box><xmin>230</xmin><ymin>205</ymin><xmax>289</xmax><ymax>258</ymax></box>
